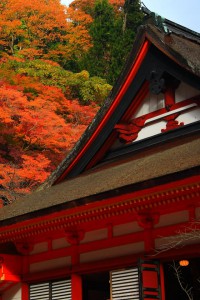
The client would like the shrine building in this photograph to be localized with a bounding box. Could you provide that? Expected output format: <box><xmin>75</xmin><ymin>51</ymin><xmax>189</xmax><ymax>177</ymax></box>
<box><xmin>0</xmin><ymin>10</ymin><xmax>200</xmax><ymax>300</ymax></box>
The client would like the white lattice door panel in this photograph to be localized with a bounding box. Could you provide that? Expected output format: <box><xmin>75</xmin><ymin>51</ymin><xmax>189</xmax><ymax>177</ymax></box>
<box><xmin>110</xmin><ymin>267</ymin><xmax>139</xmax><ymax>300</ymax></box>
<box><xmin>30</xmin><ymin>279</ymin><xmax>71</xmax><ymax>300</ymax></box>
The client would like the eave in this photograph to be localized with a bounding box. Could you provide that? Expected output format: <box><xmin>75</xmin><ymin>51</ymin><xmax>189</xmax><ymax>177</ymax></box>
<box><xmin>0</xmin><ymin>172</ymin><xmax>199</xmax><ymax>244</ymax></box>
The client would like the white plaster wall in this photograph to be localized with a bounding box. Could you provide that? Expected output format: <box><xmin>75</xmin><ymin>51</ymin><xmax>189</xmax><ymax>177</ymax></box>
<box><xmin>175</xmin><ymin>82</ymin><xmax>199</xmax><ymax>103</ymax></box>
<box><xmin>177</xmin><ymin>107</ymin><xmax>200</xmax><ymax>125</ymax></box>
<box><xmin>133</xmin><ymin>93</ymin><xmax>165</xmax><ymax>118</ymax></box>
<box><xmin>31</xmin><ymin>238</ymin><xmax>71</xmax><ymax>253</ymax></box>
<box><xmin>155</xmin><ymin>210</ymin><xmax>189</xmax><ymax>228</ymax></box>
<box><xmin>2</xmin><ymin>283</ymin><xmax>21</xmax><ymax>300</ymax></box>
<box><xmin>30</xmin><ymin>256</ymin><xmax>71</xmax><ymax>273</ymax></box>
<box><xmin>135</xmin><ymin>120</ymin><xmax>166</xmax><ymax>141</ymax></box>
<box><xmin>195</xmin><ymin>207</ymin><xmax>200</xmax><ymax>220</ymax></box>
<box><xmin>30</xmin><ymin>242</ymin><xmax>48</xmax><ymax>254</ymax></box>
<box><xmin>155</xmin><ymin>233</ymin><xmax>200</xmax><ymax>250</ymax></box>
<box><xmin>113</xmin><ymin>221</ymin><xmax>142</xmax><ymax>236</ymax></box>
<box><xmin>52</xmin><ymin>238</ymin><xmax>70</xmax><ymax>250</ymax></box>
<box><xmin>80</xmin><ymin>242</ymin><xmax>144</xmax><ymax>263</ymax></box>
<box><xmin>81</xmin><ymin>228</ymin><xmax>107</xmax><ymax>244</ymax></box>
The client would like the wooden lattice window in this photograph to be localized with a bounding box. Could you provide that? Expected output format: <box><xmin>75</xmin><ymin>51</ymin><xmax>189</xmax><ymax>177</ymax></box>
<box><xmin>110</xmin><ymin>267</ymin><xmax>140</xmax><ymax>300</ymax></box>
<box><xmin>29</xmin><ymin>279</ymin><xmax>71</xmax><ymax>300</ymax></box>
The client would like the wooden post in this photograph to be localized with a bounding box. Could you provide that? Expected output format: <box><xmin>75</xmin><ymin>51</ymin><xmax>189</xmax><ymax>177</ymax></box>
<box><xmin>71</xmin><ymin>274</ymin><xmax>82</xmax><ymax>300</ymax></box>
<box><xmin>21</xmin><ymin>282</ymin><xmax>29</xmax><ymax>300</ymax></box>
<box><xmin>165</xmin><ymin>87</ymin><xmax>175</xmax><ymax>108</ymax></box>
<box><xmin>160</xmin><ymin>263</ymin><xmax>166</xmax><ymax>300</ymax></box>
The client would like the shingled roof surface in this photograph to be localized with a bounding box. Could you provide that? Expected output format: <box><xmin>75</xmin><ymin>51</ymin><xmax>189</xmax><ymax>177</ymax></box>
<box><xmin>146</xmin><ymin>24</ymin><xmax>200</xmax><ymax>76</ymax></box>
<box><xmin>0</xmin><ymin>11</ymin><xmax>200</xmax><ymax>224</ymax></box>
<box><xmin>0</xmin><ymin>136</ymin><xmax>199</xmax><ymax>224</ymax></box>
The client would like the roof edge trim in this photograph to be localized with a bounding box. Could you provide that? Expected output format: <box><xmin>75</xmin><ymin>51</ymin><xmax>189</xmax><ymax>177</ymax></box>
<box><xmin>54</xmin><ymin>39</ymin><xmax>151</xmax><ymax>184</ymax></box>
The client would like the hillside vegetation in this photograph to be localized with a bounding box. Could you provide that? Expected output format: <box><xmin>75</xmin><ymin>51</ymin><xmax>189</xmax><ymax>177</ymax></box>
<box><xmin>0</xmin><ymin>0</ymin><xmax>143</xmax><ymax>203</ymax></box>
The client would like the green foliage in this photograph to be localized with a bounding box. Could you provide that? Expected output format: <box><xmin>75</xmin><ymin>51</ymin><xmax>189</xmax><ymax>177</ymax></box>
<box><xmin>0</xmin><ymin>58</ymin><xmax>112</xmax><ymax>105</ymax></box>
<box><xmin>80</xmin><ymin>0</ymin><xmax>116</xmax><ymax>82</ymax></box>
<box><xmin>79</xmin><ymin>0</ymin><xmax>144</xmax><ymax>84</ymax></box>
<box><xmin>13</xmin><ymin>59</ymin><xmax>70</xmax><ymax>89</ymax></box>
<box><xmin>79</xmin><ymin>75</ymin><xmax>112</xmax><ymax>104</ymax></box>
<box><xmin>122</xmin><ymin>0</ymin><xmax>144</xmax><ymax>47</ymax></box>
<box><xmin>108</xmin><ymin>0</ymin><xmax>144</xmax><ymax>83</ymax></box>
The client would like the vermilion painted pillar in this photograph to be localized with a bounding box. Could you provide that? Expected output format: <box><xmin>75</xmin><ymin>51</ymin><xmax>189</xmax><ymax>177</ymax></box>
<box><xmin>21</xmin><ymin>255</ymin><xmax>29</xmax><ymax>300</ymax></box>
<box><xmin>160</xmin><ymin>263</ymin><xmax>166</xmax><ymax>300</ymax></box>
<box><xmin>144</xmin><ymin>228</ymin><xmax>154</xmax><ymax>253</ymax></box>
<box><xmin>21</xmin><ymin>283</ymin><xmax>29</xmax><ymax>300</ymax></box>
<box><xmin>71</xmin><ymin>274</ymin><xmax>82</xmax><ymax>300</ymax></box>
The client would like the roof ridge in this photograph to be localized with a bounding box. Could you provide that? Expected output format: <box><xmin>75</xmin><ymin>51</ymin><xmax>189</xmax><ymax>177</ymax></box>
<box><xmin>142</xmin><ymin>6</ymin><xmax>200</xmax><ymax>43</ymax></box>
<box><xmin>164</xmin><ymin>18</ymin><xmax>200</xmax><ymax>41</ymax></box>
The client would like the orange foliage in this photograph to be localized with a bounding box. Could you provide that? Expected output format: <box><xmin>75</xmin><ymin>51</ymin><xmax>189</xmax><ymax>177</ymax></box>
<box><xmin>0</xmin><ymin>0</ymin><xmax>92</xmax><ymax>59</ymax></box>
<box><xmin>0</xmin><ymin>79</ymin><xmax>98</xmax><ymax>202</ymax></box>
<box><xmin>109</xmin><ymin>0</ymin><xmax>125</xmax><ymax>10</ymax></box>
<box><xmin>0</xmin><ymin>0</ymin><xmax>117</xmax><ymax>203</ymax></box>
<box><xmin>0</xmin><ymin>153</ymin><xmax>52</xmax><ymax>205</ymax></box>
<box><xmin>66</xmin><ymin>100</ymin><xmax>99</xmax><ymax>126</ymax></box>
<box><xmin>63</xmin><ymin>6</ymin><xmax>93</xmax><ymax>59</ymax></box>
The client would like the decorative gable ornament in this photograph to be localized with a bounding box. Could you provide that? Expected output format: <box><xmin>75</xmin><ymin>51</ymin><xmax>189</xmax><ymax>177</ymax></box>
<box><xmin>114</xmin><ymin>72</ymin><xmax>199</xmax><ymax>145</ymax></box>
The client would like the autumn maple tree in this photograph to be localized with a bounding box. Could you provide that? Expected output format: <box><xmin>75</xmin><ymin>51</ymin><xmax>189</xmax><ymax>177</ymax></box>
<box><xmin>0</xmin><ymin>0</ymin><xmax>92</xmax><ymax>62</ymax></box>
<box><xmin>0</xmin><ymin>75</ymin><xmax>98</xmax><ymax>203</ymax></box>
